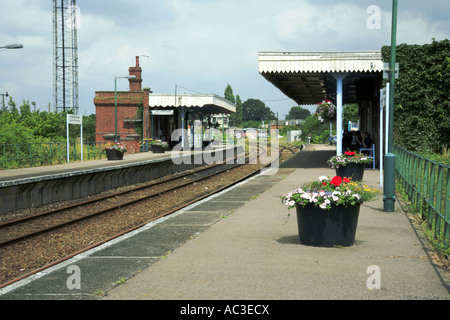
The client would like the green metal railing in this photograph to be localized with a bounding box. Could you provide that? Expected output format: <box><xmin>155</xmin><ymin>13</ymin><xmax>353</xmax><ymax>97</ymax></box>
<box><xmin>395</xmin><ymin>146</ymin><xmax>450</xmax><ymax>252</ymax></box>
<box><xmin>0</xmin><ymin>141</ymin><xmax>106</xmax><ymax>169</ymax></box>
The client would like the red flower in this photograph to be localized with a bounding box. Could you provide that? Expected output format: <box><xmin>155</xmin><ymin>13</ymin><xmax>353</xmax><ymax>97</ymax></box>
<box><xmin>330</xmin><ymin>176</ymin><xmax>342</xmax><ymax>187</ymax></box>
<box><xmin>343</xmin><ymin>177</ymin><xmax>350</xmax><ymax>183</ymax></box>
<box><xmin>344</xmin><ymin>151</ymin><xmax>355</xmax><ymax>156</ymax></box>
<box><xmin>322</xmin><ymin>181</ymin><xmax>327</xmax><ymax>186</ymax></box>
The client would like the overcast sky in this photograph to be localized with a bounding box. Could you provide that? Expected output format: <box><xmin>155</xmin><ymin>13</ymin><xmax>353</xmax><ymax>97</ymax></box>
<box><xmin>1</xmin><ymin>0</ymin><xmax>449</xmax><ymax>119</ymax></box>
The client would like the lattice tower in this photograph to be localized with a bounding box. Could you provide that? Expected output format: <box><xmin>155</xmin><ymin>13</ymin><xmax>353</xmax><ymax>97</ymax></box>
<box><xmin>53</xmin><ymin>0</ymin><xmax>79</xmax><ymax>113</ymax></box>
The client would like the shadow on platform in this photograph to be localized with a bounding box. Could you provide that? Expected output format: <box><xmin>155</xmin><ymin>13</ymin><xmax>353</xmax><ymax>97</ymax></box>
<box><xmin>280</xmin><ymin>149</ymin><xmax>335</xmax><ymax>169</ymax></box>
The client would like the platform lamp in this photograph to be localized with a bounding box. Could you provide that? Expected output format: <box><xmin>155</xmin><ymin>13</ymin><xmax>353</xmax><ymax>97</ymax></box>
<box><xmin>114</xmin><ymin>75</ymin><xmax>136</xmax><ymax>143</ymax></box>
<box><xmin>0</xmin><ymin>43</ymin><xmax>23</xmax><ymax>49</ymax></box>
<box><xmin>1</xmin><ymin>44</ymin><xmax>22</xmax><ymax>110</ymax></box>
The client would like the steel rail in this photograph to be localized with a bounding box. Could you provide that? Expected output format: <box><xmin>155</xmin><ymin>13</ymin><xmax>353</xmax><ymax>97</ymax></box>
<box><xmin>0</xmin><ymin>146</ymin><xmax>282</xmax><ymax>290</ymax></box>
<box><xmin>0</xmin><ymin>162</ymin><xmax>243</xmax><ymax>247</ymax></box>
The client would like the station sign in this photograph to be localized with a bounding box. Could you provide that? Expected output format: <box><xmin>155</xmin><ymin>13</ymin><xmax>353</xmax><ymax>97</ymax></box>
<box><xmin>66</xmin><ymin>114</ymin><xmax>83</xmax><ymax>163</ymax></box>
<box><xmin>152</xmin><ymin>110</ymin><xmax>174</xmax><ymax>115</ymax></box>
<box><xmin>67</xmin><ymin>114</ymin><xmax>82</xmax><ymax>124</ymax></box>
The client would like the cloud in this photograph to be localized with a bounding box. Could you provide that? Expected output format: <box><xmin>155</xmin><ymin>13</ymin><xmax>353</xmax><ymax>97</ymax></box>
<box><xmin>1</xmin><ymin>0</ymin><xmax>449</xmax><ymax>118</ymax></box>
<box><xmin>274</xmin><ymin>1</ymin><xmax>386</xmax><ymax>51</ymax></box>
<box><xmin>397</xmin><ymin>10</ymin><xmax>450</xmax><ymax>44</ymax></box>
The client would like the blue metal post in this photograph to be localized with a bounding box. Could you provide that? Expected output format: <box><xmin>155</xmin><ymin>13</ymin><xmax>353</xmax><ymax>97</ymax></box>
<box><xmin>333</xmin><ymin>73</ymin><xmax>347</xmax><ymax>156</ymax></box>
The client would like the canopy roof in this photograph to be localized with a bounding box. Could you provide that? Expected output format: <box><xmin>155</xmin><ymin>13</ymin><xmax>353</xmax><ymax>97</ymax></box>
<box><xmin>258</xmin><ymin>51</ymin><xmax>384</xmax><ymax>105</ymax></box>
<box><xmin>149</xmin><ymin>93</ymin><xmax>236</xmax><ymax>115</ymax></box>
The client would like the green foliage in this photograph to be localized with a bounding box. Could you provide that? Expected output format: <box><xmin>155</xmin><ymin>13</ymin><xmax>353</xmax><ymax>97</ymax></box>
<box><xmin>242</xmin><ymin>98</ymin><xmax>276</xmax><ymax>122</ymax></box>
<box><xmin>224</xmin><ymin>84</ymin><xmax>235</xmax><ymax>104</ymax></box>
<box><xmin>0</xmin><ymin>97</ymin><xmax>99</xmax><ymax>168</ymax></box>
<box><xmin>239</xmin><ymin>120</ymin><xmax>261</xmax><ymax>129</ymax></box>
<box><xmin>286</xmin><ymin>106</ymin><xmax>310</xmax><ymax>120</ymax></box>
<box><xmin>0</xmin><ymin>97</ymin><xmax>96</xmax><ymax>143</ymax></box>
<box><xmin>381</xmin><ymin>39</ymin><xmax>450</xmax><ymax>153</ymax></box>
<box><xmin>300</xmin><ymin>104</ymin><xmax>358</xmax><ymax>143</ymax></box>
<box><xmin>279</xmin><ymin>124</ymin><xmax>301</xmax><ymax>137</ymax></box>
<box><xmin>224</xmin><ymin>84</ymin><xmax>276</xmax><ymax>127</ymax></box>
<box><xmin>343</xmin><ymin>103</ymin><xmax>358</xmax><ymax>125</ymax></box>
<box><xmin>224</xmin><ymin>84</ymin><xmax>243</xmax><ymax>126</ymax></box>
<box><xmin>0</xmin><ymin>121</ymin><xmax>36</xmax><ymax>145</ymax></box>
<box><xmin>234</xmin><ymin>95</ymin><xmax>243</xmax><ymax>127</ymax></box>
<box><xmin>300</xmin><ymin>114</ymin><xmax>334</xmax><ymax>143</ymax></box>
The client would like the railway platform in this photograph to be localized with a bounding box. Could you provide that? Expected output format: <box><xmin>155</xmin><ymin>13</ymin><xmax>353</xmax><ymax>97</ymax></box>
<box><xmin>0</xmin><ymin>146</ymin><xmax>238</xmax><ymax>215</ymax></box>
<box><xmin>0</xmin><ymin>149</ymin><xmax>171</xmax><ymax>183</ymax></box>
<box><xmin>0</xmin><ymin>144</ymin><xmax>449</xmax><ymax>302</ymax></box>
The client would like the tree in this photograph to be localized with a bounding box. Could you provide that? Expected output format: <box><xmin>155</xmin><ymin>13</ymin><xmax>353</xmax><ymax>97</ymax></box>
<box><xmin>224</xmin><ymin>84</ymin><xmax>235</xmax><ymax>104</ymax></box>
<box><xmin>234</xmin><ymin>95</ymin><xmax>243</xmax><ymax>127</ymax></box>
<box><xmin>286</xmin><ymin>106</ymin><xmax>311</xmax><ymax>120</ymax></box>
<box><xmin>300</xmin><ymin>114</ymin><xmax>319</xmax><ymax>140</ymax></box>
<box><xmin>0</xmin><ymin>97</ymin><xmax>98</xmax><ymax>143</ymax></box>
<box><xmin>82</xmin><ymin>114</ymin><xmax>97</xmax><ymax>142</ymax></box>
<box><xmin>242</xmin><ymin>98</ymin><xmax>276</xmax><ymax>122</ymax></box>
<box><xmin>343</xmin><ymin>103</ymin><xmax>359</xmax><ymax>127</ymax></box>
<box><xmin>224</xmin><ymin>84</ymin><xmax>244</xmax><ymax>127</ymax></box>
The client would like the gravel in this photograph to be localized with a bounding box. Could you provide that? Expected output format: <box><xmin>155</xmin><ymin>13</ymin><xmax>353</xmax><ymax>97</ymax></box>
<box><xmin>0</xmin><ymin>163</ymin><xmax>265</xmax><ymax>287</ymax></box>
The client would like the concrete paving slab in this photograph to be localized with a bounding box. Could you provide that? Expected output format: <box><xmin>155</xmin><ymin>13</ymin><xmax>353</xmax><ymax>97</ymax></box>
<box><xmin>1</xmin><ymin>145</ymin><xmax>449</xmax><ymax>304</ymax></box>
<box><xmin>99</xmin><ymin>150</ymin><xmax>450</xmax><ymax>301</ymax></box>
<box><xmin>0</xmin><ymin>160</ymin><xmax>289</xmax><ymax>300</ymax></box>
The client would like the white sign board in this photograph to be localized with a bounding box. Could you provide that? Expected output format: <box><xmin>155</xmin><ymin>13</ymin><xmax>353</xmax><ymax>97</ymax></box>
<box><xmin>152</xmin><ymin>110</ymin><xmax>174</xmax><ymax>115</ymax></box>
<box><xmin>67</xmin><ymin>114</ymin><xmax>82</xmax><ymax>124</ymax></box>
<box><xmin>380</xmin><ymin>87</ymin><xmax>387</xmax><ymax>109</ymax></box>
<box><xmin>379</xmin><ymin>84</ymin><xmax>390</xmax><ymax>187</ymax></box>
<box><xmin>66</xmin><ymin>114</ymin><xmax>83</xmax><ymax>163</ymax></box>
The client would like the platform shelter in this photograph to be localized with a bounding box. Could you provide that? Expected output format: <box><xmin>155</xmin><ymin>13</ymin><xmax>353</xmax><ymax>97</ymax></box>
<box><xmin>148</xmin><ymin>93</ymin><xmax>236</xmax><ymax>149</ymax></box>
<box><xmin>258</xmin><ymin>51</ymin><xmax>384</xmax><ymax>162</ymax></box>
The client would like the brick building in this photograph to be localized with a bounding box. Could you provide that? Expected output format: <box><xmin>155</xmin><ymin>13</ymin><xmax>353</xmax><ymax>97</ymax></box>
<box><xmin>95</xmin><ymin>57</ymin><xmax>236</xmax><ymax>153</ymax></box>
<box><xmin>94</xmin><ymin>56</ymin><xmax>151</xmax><ymax>153</ymax></box>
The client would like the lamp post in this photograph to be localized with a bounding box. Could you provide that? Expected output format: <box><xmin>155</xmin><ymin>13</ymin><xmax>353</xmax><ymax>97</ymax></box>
<box><xmin>0</xmin><ymin>92</ymin><xmax>8</xmax><ymax>110</ymax></box>
<box><xmin>0</xmin><ymin>43</ymin><xmax>23</xmax><ymax>49</ymax></box>
<box><xmin>383</xmin><ymin>0</ymin><xmax>398</xmax><ymax>212</ymax></box>
<box><xmin>114</xmin><ymin>75</ymin><xmax>136</xmax><ymax>143</ymax></box>
<box><xmin>1</xmin><ymin>44</ymin><xmax>22</xmax><ymax>110</ymax></box>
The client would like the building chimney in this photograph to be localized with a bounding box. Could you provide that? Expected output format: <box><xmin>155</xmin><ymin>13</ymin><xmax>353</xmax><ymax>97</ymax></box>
<box><xmin>128</xmin><ymin>56</ymin><xmax>142</xmax><ymax>91</ymax></box>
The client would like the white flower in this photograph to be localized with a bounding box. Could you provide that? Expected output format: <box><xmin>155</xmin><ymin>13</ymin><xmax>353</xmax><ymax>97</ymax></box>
<box><xmin>288</xmin><ymin>200</ymin><xmax>295</xmax><ymax>207</ymax></box>
<box><xmin>319</xmin><ymin>203</ymin><xmax>327</xmax><ymax>209</ymax></box>
<box><xmin>319</xmin><ymin>176</ymin><xmax>328</xmax><ymax>181</ymax></box>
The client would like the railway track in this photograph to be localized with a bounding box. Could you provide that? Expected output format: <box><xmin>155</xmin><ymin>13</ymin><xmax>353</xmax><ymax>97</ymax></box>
<box><xmin>0</xmin><ymin>161</ymin><xmax>242</xmax><ymax>248</ymax></box>
<box><xmin>0</xmin><ymin>146</ymin><xmax>286</xmax><ymax>288</ymax></box>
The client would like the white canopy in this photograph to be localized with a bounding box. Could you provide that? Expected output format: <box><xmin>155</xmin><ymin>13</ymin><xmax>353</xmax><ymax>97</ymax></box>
<box><xmin>149</xmin><ymin>93</ymin><xmax>236</xmax><ymax>115</ymax></box>
<box><xmin>258</xmin><ymin>51</ymin><xmax>383</xmax><ymax>105</ymax></box>
<box><xmin>259</xmin><ymin>51</ymin><xmax>384</xmax><ymax>156</ymax></box>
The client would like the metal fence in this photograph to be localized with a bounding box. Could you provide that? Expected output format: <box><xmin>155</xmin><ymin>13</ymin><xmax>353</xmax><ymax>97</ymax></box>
<box><xmin>395</xmin><ymin>146</ymin><xmax>450</xmax><ymax>252</ymax></box>
<box><xmin>0</xmin><ymin>141</ymin><xmax>106</xmax><ymax>169</ymax></box>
